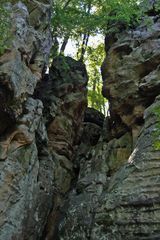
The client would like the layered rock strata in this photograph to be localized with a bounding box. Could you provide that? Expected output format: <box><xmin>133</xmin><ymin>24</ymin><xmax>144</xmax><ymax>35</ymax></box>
<box><xmin>57</xmin><ymin>5</ymin><xmax>160</xmax><ymax>240</ymax></box>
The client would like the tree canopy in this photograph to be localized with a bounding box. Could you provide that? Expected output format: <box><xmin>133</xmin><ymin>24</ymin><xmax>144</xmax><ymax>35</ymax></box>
<box><xmin>51</xmin><ymin>0</ymin><xmax>155</xmax><ymax>114</ymax></box>
<box><xmin>85</xmin><ymin>43</ymin><xmax>107</xmax><ymax>114</ymax></box>
<box><xmin>52</xmin><ymin>0</ymin><xmax>140</xmax><ymax>37</ymax></box>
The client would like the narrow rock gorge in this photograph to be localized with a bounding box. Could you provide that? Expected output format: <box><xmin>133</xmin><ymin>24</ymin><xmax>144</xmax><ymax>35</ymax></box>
<box><xmin>1</xmin><ymin>1</ymin><xmax>160</xmax><ymax>240</ymax></box>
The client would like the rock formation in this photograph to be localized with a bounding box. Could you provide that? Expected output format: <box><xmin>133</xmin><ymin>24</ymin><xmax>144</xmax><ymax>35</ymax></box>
<box><xmin>0</xmin><ymin>1</ymin><xmax>88</xmax><ymax>240</ymax></box>
<box><xmin>0</xmin><ymin>1</ymin><xmax>53</xmax><ymax>239</ymax></box>
<box><xmin>1</xmin><ymin>1</ymin><xmax>160</xmax><ymax>240</ymax></box>
<box><xmin>57</xmin><ymin>3</ymin><xmax>160</xmax><ymax>240</ymax></box>
<box><xmin>35</xmin><ymin>56</ymin><xmax>88</xmax><ymax>240</ymax></box>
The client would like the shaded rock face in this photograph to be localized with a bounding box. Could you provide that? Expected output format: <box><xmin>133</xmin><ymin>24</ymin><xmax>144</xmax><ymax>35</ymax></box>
<box><xmin>57</xmin><ymin>108</ymin><xmax>107</xmax><ymax>240</ymax></box>
<box><xmin>57</xmin><ymin>112</ymin><xmax>132</xmax><ymax>240</ymax></box>
<box><xmin>35</xmin><ymin>56</ymin><xmax>88</xmax><ymax>239</ymax></box>
<box><xmin>0</xmin><ymin>2</ymin><xmax>88</xmax><ymax>240</ymax></box>
<box><xmin>57</xmin><ymin>9</ymin><xmax>160</xmax><ymax>240</ymax></box>
<box><xmin>84</xmin><ymin>107</ymin><xmax>105</xmax><ymax>127</ymax></box>
<box><xmin>0</xmin><ymin>0</ymin><xmax>51</xmax><ymax>135</ymax></box>
<box><xmin>91</xmin><ymin>98</ymin><xmax>160</xmax><ymax>240</ymax></box>
<box><xmin>0</xmin><ymin>1</ymin><xmax>53</xmax><ymax>239</ymax></box>
<box><xmin>36</xmin><ymin>56</ymin><xmax>88</xmax><ymax>195</ymax></box>
<box><xmin>102</xmin><ymin>11</ymin><xmax>160</xmax><ymax>142</ymax></box>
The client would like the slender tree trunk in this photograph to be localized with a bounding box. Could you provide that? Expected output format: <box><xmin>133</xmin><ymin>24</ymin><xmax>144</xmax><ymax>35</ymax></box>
<box><xmin>102</xmin><ymin>98</ymin><xmax>106</xmax><ymax>116</ymax></box>
<box><xmin>63</xmin><ymin>0</ymin><xmax>72</xmax><ymax>8</ymax></box>
<box><xmin>51</xmin><ymin>0</ymin><xmax>72</xmax><ymax>57</ymax></box>
<box><xmin>79</xmin><ymin>2</ymin><xmax>91</xmax><ymax>62</ymax></box>
<box><xmin>91</xmin><ymin>76</ymin><xmax>97</xmax><ymax>108</ymax></box>
<box><xmin>60</xmin><ymin>35</ymin><xmax>69</xmax><ymax>54</ymax></box>
<box><xmin>79</xmin><ymin>32</ymin><xmax>90</xmax><ymax>62</ymax></box>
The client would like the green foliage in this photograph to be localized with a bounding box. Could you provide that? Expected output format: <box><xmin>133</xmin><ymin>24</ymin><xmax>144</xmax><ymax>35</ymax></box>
<box><xmin>0</xmin><ymin>2</ymin><xmax>11</xmax><ymax>55</ymax></box>
<box><xmin>93</xmin><ymin>0</ymin><xmax>140</xmax><ymax>33</ymax></box>
<box><xmin>52</xmin><ymin>0</ymin><xmax>93</xmax><ymax>39</ymax></box>
<box><xmin>51</xmin><ymin>0</ymin><xmax>152</xmax><ymax>114</ymax></box>
<box><xmin>52</xmin><ymin>0</ymin><xmax>143</xmax><ymax>114</ymax></box>
<box><xmin>85</xmin><ymin>43</ymin><xmax>107</xmax><ymax>114</ymax></box>
<box><xmin>52</xmin><ymin>0</ymin><xmax>141</xmax><ymax>39</ymax></box>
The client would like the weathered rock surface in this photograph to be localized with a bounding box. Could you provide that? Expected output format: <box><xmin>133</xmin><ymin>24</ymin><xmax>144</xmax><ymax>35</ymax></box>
<box><xmin>0</xmin><ymin>1</ymin><xmax>51</xmax><ymax>135</ymax></box>
<box><xmin>0</xmin><ymin>1</ymin><xmax>53</xmax><ymax>239</ymax></box>
<box><xmin>0</xmin><ymin>38</ymin><xmax>87</xmax><ymax>240</ymax></box>
<box><xmin>0</xmin><ymin>2</ymin><xmax>88</xmax><ymax>240</ymax></box>
<box><xmin>84</xmin><ymin>107</ymin><xmax>105</xmax><ymax>127</ymax></box>
<box><xmin>58</xmin><ymin>111</ymin><xmax>132</xmax><ymax>240</ymax></box>
<box><xmin>102</xmin><ymin>11</ymin><xmax>160</xmax><ymax>142</ymax></box>
<box><xmin>57</xmin><ymin>108</ymin><xmax>106</xmax><ymax>240</ymax></box>
<box><xmin>35</xmin><ymin>56</ymin><xmax>88</xmax><ymax>239</ymax></box>
<box><xmin>1</xmin><ymin>1</ymin><xmax>160</xmax><ymax>240</ymax></box>
<box><xmin>57</xmin><ymin>7</ymin><xmax>160</xmax><ymax>240</ymax></box>
<box><xmin>91</xmin><ymin>97</ymin><xmax>160</xmax><ymax>240</ymax></box>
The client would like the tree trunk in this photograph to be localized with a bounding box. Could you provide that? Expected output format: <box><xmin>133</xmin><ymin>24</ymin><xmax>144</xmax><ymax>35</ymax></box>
<box><xmin>79</xmin><ymin>2</ymin><xmax>91</xmax><ymax>62</ymax></box>
<box><xmin>60</xmin><ymin>35</ymin><xmax>69</xmax><ymax>54</ymax></box>
<box><xmin>63</xmin><ymin>0</ymin><xmax>72</xmax><ymax>9</ymax></box>
<box><xmin>102</xmin><ymin>98</ymin><xmax>106</xmax><ymax>116</ymax></box>
<box><xmin>79</xmin><ymin>33</ymin><xmax>90</xmax><ymax>62</ymax></box>
<box><xmin>51</xmin><ymin>0</ymin><xmax>72</xmax><ymax>57</ymax></box>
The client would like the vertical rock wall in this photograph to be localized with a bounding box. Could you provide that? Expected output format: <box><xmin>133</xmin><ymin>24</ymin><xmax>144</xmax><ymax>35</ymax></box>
<box><xmin>0</xmin><ymin>2</ymin><xmax>88</xmax><ymax>240</ymax></box>
<box><xmin>1</xmin><ymin>1</ymin><xmax>160</xmax><ymax>240</ymax></box>
<box><xmin>35</xmin><ymin>56</ymin><xmax>88</xmax><ymax>239</ymax></box>
<box><xmin>0</xmin><ymin>1</ymin><xmax>53</xmax><ymax>239</ymax></box>
<box><xmin>91</xmin><ymin>5</ymin><xmax>160</xmax><ymax>239</ymax></box>
<box><xmin>57</xmin><ymin>3</ymin><xmax>160</xmax><ymax>240</ymax></box>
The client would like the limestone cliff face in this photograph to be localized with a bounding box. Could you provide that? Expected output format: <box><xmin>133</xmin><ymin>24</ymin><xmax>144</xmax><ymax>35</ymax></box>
<box><xmin>0</xmin><ymin>1</ymin><xmax>52</xmax><ymax>239</ymax></box>
<box><xmin>57</xmin><ymin>6</ymin><xmax>160</xmax><ymax>240</ymax></box>
<box><xmin>97</xmin><ymin>8</ymin><xmax>160</xmax><ymax>239</ymax></box>
<box><xmin>0</xmin><ymin>2</ymin><xmax>88</xmax><ymax>240</ymax></box>
<box><xmin>102</xmin><ymin>13</ymin><xmax>160</xmax><ymax>144</ymax></box>
<box><xmin>35</xmin><ymin>56</ymin><xmax>88</xmax><ymax>240</ymax></box>
<box><xmin>1</xmin><ymin>1</ymin><xmax>160</xmax><ymax>240</ymax></box>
